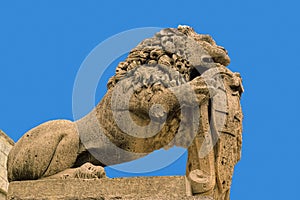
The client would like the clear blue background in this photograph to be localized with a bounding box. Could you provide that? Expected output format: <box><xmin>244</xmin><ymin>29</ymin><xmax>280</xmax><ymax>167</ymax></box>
<box><xmin>1</xmin><ymin>0</ymin><xmax>299</xmax><ymax>199</ymax></box>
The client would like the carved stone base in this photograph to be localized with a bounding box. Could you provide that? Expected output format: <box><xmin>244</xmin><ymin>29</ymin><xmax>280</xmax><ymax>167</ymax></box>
<box><xmin>8</xmin><ymin>176</ymin><xmax>213</xmax><ymax>200</ymax></box>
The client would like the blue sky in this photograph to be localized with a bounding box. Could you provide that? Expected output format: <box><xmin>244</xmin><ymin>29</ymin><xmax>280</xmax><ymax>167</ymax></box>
<box><xmin>1</xmin><ymin>0</ymin><xmax>300</xmax><ymax>199</ymax></box>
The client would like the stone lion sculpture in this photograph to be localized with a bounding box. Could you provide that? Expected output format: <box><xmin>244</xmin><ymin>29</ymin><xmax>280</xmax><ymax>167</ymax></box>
<box><xmin>7</xmin><ymin>26</ymin><xmax>243</xmax><ymax>200</ymax></box>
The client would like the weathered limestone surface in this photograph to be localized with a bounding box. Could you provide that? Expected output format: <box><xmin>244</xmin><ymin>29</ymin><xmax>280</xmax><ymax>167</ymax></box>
<box><xmin>7</xmin><ymin>26</ymin><xmax>243</xmax><ymax>200</ymax></box>
<box><xmin>8</xmin><ymin>176</ymin><xmax>214</xmax><ymax>200</ymax></box>
<box><xmin>0</xmin><ymin>130</ymin><xmax>14</xmax><ymax>200</ymax></box>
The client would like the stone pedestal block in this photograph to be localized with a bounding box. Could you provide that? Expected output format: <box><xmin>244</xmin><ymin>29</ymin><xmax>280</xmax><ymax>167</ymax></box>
<box><xmin>8</xmin><ymin>176</ymin><xmax>213</xmax><ymax>200</ymax></box>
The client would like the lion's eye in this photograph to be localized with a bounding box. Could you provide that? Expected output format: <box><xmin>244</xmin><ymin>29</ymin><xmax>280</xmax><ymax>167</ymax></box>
<box><xmin>201</xmin><ymin>56</ymin><xmax>214</xmax><ymax>63</ymax></box>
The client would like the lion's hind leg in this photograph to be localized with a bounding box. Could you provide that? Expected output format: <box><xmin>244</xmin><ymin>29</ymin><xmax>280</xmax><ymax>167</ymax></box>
<box><xmin>7</xmin><ymin>120</ymin><xmax>79</xmax><ymax>181</ymax></box>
